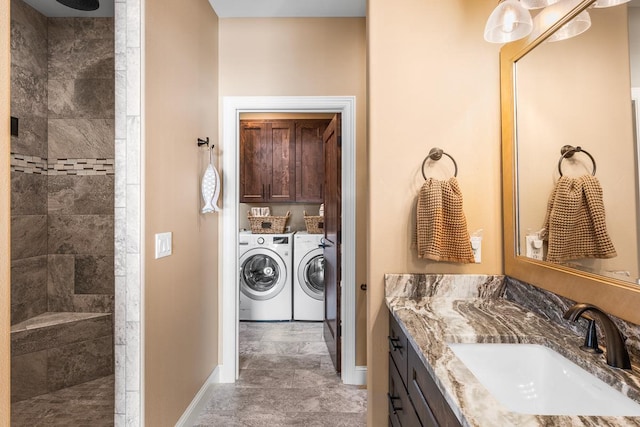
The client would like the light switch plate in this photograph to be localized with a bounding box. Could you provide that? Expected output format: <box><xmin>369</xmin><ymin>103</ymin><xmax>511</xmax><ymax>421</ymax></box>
<box><xmin>155</xmin><ymin>232</ymin><xmax>172</xmax><ymax>259</ymax></box>
<box><xmin>471</xmin><ymin>236</ymin><xmax>482</xmax><ymax>263</ymax></box>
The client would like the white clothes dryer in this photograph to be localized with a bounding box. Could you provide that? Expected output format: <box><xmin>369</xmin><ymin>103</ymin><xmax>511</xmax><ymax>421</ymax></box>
<box><xmin>239</xmin><ymin>231</ymin><xmax>294</xmax><ymax>321</ymax></box>
<box><xmin>293</xmin><ymin>232</ymin><xmax>325</xmax><ymax>321</ymax></box>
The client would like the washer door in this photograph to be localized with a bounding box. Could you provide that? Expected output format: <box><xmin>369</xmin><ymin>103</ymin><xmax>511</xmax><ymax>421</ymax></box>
<box><xmin>298</xmin><ymin>249</ymin><xmax>324</xmax><ymax>301</ymax></box>
<box><xmin>240</xmin><ymin>249</ymin><xmax>286</xmax><ymax>301</ymax></box>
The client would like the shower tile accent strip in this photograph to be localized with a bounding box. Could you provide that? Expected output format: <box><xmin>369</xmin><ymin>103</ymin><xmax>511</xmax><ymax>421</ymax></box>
<box><xmin>10</xmin><ymin>154</ymin><xmax>115</xmax><ymax>176</ymax></box>
<box><xmin>10</xmin><ymin>154</ymin><xmax>48</xmax><ymax>174</ymax></box>
<box><xmin>48</xmin><ymin>158</ymin><xmax>115</xmax><ymax>175</ymax></box>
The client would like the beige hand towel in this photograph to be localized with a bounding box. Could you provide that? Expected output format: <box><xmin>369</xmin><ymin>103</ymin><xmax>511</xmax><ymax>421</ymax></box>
<box><xmin>541</xmin><ymin>175</ymin><xmax>616</xmax><ymax>263</ymax></box>
<box><xmin>416</xmin><ymin>177</ymin><xmax>475</xmax><ymax>263</ymax></box>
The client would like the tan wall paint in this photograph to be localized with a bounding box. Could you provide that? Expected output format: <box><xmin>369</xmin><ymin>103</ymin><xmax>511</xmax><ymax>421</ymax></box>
<box><xmin>517</xmin><ymin>7</ymin><xmax>637</xmax><ymax>280</ymax></box>
<box><xmin>367</xmin><ymin>0</ymin><xmax>501</xmax><ymax>425</ymax></box>
<box><xmin>1</xmin><ymin>0</ymin><xmax>10</xmax><ymax>423</ymax></box>
<box><xmin>631</xmin><ymin>7</ymin><xmax>640</xmax><ymax>87</ymax></box>
<box><xmin>219</xmin><ymin>17</ymin><xmax>368</xmax><ymax>365</ymax></box>
<box><xmin>144</xmin><ymin>1</ymin><xmax>219</xmax><ymax>425</ymax></box>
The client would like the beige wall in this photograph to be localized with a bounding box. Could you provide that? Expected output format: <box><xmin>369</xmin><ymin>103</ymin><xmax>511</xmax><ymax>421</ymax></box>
<box><xmin>144</xmin><ymin>1</ymin><xmax>219</xmax><ymax>425</ymax></box>
<box><xmin>219</xmin><ymin>17</ymin><xmax>368</xmax><ymax>365</ymax></box>
<box><xmin>1</xmin><ymin>0</ymin><xmax>10</xmax><ymax>423</ymax></box>
<box><xmin>631</xmin><ymin>7</ymin><xmax>640</xmax><ymax>87</ymax></box>
<box><xmin>367</xmin><ymin>0</ymin><xmax>501</xmax><ymax>425</ymax></box>
<box><xmin>517</xmin><ymin>7</ymin><xmax>638</xmax><ymax>280</ymax></box>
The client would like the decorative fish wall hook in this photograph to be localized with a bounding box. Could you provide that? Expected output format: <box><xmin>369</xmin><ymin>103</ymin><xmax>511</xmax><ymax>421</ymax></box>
<box><xmin>201</xmin><ymin>140</ymin><xmax>221</xmax><ymax>213</ymax></box>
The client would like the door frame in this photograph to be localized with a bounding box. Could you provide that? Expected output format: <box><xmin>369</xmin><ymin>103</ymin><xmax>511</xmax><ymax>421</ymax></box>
<box><xmin>219</xmin><ymin>96</ymin><xmax>360</xmax><ymax>384</ymax></box>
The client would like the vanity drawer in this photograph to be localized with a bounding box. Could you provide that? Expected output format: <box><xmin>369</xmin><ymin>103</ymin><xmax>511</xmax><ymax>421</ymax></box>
<box><xmin>389</xmin><ymin>313</ymin><xmax>409</xmax><ymax>387</ymax></box>
<box><xmin>389</xmin><ymin>354</ymin><xmax>421</xmax><ymax>427</ymax></box>
<box><xmin>408</xmin><ymin>344</ymin><xmax>461</xmax><ymax>427</ymax></box>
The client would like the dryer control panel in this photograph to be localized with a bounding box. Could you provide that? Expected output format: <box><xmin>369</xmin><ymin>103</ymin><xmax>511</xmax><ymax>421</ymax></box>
<box><xmin>273</xmin><ymin>236</ymin><xmax>289</xmax><ymax>245</ymax></box>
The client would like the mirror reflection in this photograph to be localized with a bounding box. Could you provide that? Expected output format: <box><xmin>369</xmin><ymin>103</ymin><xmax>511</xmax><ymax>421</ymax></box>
<box><xmin>515</xmin><ymin>2</ymin><xmax>640</xmax><ymax>284</ymax></box>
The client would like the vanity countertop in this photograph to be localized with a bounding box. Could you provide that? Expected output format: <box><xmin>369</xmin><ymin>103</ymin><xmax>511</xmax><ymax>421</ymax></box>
<box><xmin>385</xmin><ymin>274</ymin><xmax>640</xmax><ymax>427</ymax></box>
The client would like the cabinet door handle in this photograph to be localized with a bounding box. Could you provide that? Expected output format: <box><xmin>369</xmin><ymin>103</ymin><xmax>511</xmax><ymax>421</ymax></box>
<box><xmin>267</xmin><ymin>184</ymin><xmax>271</xmax><ymax>198</ymax></box>
<box><xmin>262</xmin><ymin>184</ymin><xmax>266</xmax><ymax>199</ymax></box>
<box><xmin>387</xmin><ymin>393</ymin><xmax>402</xmax><ymax>414</ymax></box>
<box><xmin>388</xmin><ymin>336</ymin><xmax>403</xmax><ymax>351</ymax></box>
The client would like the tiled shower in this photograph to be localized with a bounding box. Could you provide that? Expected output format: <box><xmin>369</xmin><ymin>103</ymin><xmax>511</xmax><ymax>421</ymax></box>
<box><xmin>10</xmin><ymin>0</ymin><xmax>115</xmax><ymax>405</ymax></box>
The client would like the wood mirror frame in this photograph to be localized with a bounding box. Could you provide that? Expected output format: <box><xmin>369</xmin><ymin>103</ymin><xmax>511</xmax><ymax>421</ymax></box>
<box><xmin>501</xmin><ymin>0</ymin><xmax>640</xmax><ymax>325</ymax></box>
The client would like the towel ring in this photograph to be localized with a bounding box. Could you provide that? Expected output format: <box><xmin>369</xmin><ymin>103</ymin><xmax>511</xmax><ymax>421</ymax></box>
<box><xmin>558</xmin><ymin>145</ymin><xmax>596</xmax><ymax>177</ymax></box>
<box><xmin>421</xmin><ymin>147</ymin><xmax>458</xmax><ymax>179</ymax></box>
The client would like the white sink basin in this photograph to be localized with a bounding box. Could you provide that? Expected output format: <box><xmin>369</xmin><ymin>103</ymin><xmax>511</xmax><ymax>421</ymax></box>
<box><xmin>448</xmin><ymin>343</ymin><xmax>640</xmax><ymax>416</ymax></box>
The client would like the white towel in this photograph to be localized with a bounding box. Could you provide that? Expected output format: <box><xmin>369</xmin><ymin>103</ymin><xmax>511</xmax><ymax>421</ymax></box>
<box><xmin>201</xmin><ymin>163</ymin><xmax>221</xmax><ymax>213</ymax></box>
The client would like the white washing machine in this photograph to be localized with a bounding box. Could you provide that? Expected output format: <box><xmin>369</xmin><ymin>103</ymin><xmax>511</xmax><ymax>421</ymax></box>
<box><xmin>293</xmin><ymin>232</ymin><xmax>325</xmax><ymax>321</ymax></box>
<box><xmin>239</xmin><ymin>231</ymin><xmax>294</xmax><ymax>321</ymax></box>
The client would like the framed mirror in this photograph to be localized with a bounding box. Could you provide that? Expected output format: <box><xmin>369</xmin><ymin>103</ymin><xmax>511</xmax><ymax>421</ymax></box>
<box><xmin>501</xmin><ymin>0</ymin><xmax>640</xmax><ymax>324</ymax></box>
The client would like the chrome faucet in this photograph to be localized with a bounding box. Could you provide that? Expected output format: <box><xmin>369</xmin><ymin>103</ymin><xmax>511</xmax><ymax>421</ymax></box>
<box><xmin>563</xmin><ymin>303</ymin><xmax>631</xmax><ymax>370</ymax></box>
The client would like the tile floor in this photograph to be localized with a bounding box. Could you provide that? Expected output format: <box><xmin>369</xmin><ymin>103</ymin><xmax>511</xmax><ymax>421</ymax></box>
<box><xmin>194</xmin><ymin>321</ymin><xmax>367</xmax><ymax>426</ymax></box>
<box><xmin>10</xmin><ymin>322</ymin><xmax>366</xmax><ymax>426</ymax></box>
<box><xmin>11</xmin><ymin>374</ymin><xmax>114</xmax><ymax>427</ymax></box>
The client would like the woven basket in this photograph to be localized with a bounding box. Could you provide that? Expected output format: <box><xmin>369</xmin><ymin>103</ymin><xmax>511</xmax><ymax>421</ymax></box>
<box><xmin>304</xmin><ymin>211</ymin><xmax>324</xmax><ymax>234</ymax></box>
<box><xmin>247</xmin><ymin>211</ymin><xmax>290</xmax><ymax>234</ymax></box>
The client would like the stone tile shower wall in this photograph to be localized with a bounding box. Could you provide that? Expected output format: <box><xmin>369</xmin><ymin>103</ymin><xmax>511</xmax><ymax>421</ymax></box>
<box><xmin>46</xmin><ymin>16</ymin><xmax>115</xmax><ymax>314</ymax></box>
<box><xmin>10</xmin><ymin>0</ymin><xmax>115</xmax><ymax>322</ymax></box>
<box><xmin>9</xmin><ymin>0</ymin><xmax>115</xmax><ymax>403</ymax></box>
<box><xmin>10</xmin><ymin>0</ymin><xmax>49</xmax><ymax>325</ymax></box>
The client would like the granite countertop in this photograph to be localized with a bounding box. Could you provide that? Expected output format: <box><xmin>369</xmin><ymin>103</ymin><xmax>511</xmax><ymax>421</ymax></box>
<box><xmin>385</xmin><ymin>274</ymin><xmax>640</xmax><ymax>427</ymax></box>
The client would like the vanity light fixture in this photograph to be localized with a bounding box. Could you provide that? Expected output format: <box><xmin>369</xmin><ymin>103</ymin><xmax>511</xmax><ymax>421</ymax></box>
<box><xmin>547</xmin><ymin>10</ymin><xmax>591</xmax><ymax>42</ymax></box>
<box><xmin>484</xmin><ymin>0</ymin><xmax>534</xmax><ymax>43</ymax></box>
<box><xmin>519</xmin><ymin>0</ymin><xmax>560</xmax><ymax>9</ymax></box>
<box><xmin>592</xmin><ymin>0</ymin><xmax>631</xmax><ymax>7</ymax></box>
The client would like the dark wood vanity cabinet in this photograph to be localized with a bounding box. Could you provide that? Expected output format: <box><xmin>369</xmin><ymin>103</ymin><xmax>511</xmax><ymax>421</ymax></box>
<box><xmin>240</xmin><ymin>119</ymin><xmax>328</xmax><ymax>204</ymax></box>
<box><xmin>388</xmin><ymin>313</ymin><xmax>462</xmax><ymax>427</ymax></box>
<box><xmin>389</xmin><ymin>314</ymin><xmax>421</xmax><ymax>427</ymax></box>
<box><xmin>389</xmin><ymin>354</ymin><xmax>421</xmax><ymax>427</ymax></box>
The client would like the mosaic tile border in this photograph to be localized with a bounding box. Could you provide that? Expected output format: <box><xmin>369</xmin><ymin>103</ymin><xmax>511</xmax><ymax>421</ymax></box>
<box><xmin>10</xmin><ymin>154</ymin><xmax>115</xmax><ymax>176</ymax></box>
<box><xmin>10</xmin><ymin>154</ymin><xmax>48</xmax><ymax>174</ymax></box>
<box><xmin>49</xmin><ymin>158</ymin><xmax>115</xmax><ymax>175</ymax></box>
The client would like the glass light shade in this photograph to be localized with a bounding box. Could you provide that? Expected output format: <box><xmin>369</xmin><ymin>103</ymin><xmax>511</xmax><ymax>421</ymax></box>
<box><xmin>520</xmin><ymin>0</ymin><xmax>560</xmax><ymax>10</ymax></box>
<box><xmin>592</xmin><ymin>0</ymin><xmax>631</xmax><ymax>7</ymax></box>
<box><xmin>484</xmin><ymin>0</ymin><xmax>533</xmax><ymax>43</ymax></box>
<box><xmin>547</xmin><ymin>10</ymin><xmax>591</xmax><ymax>42</ymax></box>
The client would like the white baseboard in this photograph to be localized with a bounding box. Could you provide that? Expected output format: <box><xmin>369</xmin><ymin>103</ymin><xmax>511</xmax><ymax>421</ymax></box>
<box><xmin>175</xmin><ymin>366</ymin><xmax>220</xmax><ymax>427</ymax></box>
<box><xmin>354</xmin><ymin>365</ymin><xmax>367</xmax><ymax>386</ymax></box>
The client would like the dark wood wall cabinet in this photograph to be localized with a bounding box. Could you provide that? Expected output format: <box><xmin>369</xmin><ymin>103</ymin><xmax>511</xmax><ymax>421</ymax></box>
<box><xmin>240</xmin><ymin>119</ymin><xmax>329</xmax><ymax>204</ymax></box>
<box><xmin>388</xmin><ymin>312</ymin><xmax>462</xmax><ymax>427</ymax></box>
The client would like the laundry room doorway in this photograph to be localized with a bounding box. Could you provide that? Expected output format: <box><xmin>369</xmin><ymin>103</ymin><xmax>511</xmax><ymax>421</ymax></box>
<box><xmin>220</xmin><ymin>96</ymin><xmax>361</xmax><ymax>385</ymax></box>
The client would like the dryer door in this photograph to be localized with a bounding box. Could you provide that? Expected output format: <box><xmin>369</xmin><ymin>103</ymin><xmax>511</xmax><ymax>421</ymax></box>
<box><xmin>240</xmin><ymin>249</ymin><xmax>287</xmax><ymax>301</ymax></box>
<box><xmin>298</xmin><ymin>249</ymin><xmax>324</xmax><ymax>301</ymax></box>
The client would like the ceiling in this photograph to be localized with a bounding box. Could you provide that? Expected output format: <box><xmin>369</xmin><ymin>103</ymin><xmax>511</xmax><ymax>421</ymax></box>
<box><xmin>20</xmin><ymin>0</ymin><xmax>639</xmax><ymax>19</ymax></box>
<box><xmin>20</xmin><ymin>0</ymin><xmax>364</xmax><ymax>18</ymax></box>
<box><xmin>207</xmin><ymin>0</ymin><xmax>365</xmax><ymax>18</ymax></box>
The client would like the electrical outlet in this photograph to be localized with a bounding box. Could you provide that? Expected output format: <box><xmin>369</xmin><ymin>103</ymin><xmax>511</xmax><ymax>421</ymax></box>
<box><xmin>470</xmin><ymin>236</ymin><xmax>482</xmax><ymax>263</ymax></box>
<box><xmin>155</xmin><ymin>232</ymin><xmax>172</xmax><ymax>259</ymax></box>
<box><xmin>525</xmin><ymin>235</ymin><xmax>543</xmax><ymax>260</ymax></box>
